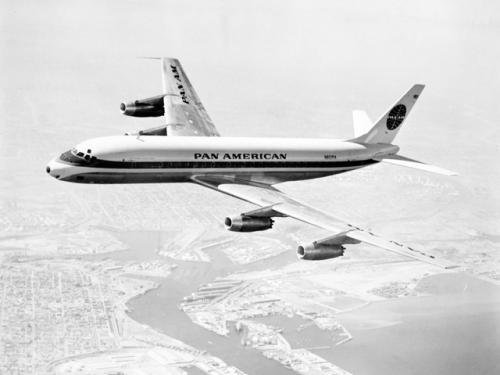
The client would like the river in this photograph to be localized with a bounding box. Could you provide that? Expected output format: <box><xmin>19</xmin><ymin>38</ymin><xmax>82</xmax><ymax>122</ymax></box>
<box><xmin>104</xmin><ymin>230</ymin><xmax>298</xmax><ymax>375</ymax></box>
<box><xmin>92</xmin><ymin>230</ymin><xmax>500</xmax><ymax>375</ymax></box>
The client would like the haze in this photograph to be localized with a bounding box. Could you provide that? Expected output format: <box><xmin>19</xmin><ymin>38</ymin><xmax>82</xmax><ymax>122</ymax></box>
<box><xmin>1</xmin><ymin>1</ymin><xmax>499</xmax><ymax>375</ymax></box>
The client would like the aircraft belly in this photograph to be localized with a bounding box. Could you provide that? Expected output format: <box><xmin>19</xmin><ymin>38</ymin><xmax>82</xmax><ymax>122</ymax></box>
<box><xmin>62</xmin><ymin>165</ymin><xmax>363</xmax><ymax>184</ymax></box>
<box><xmin>62</xmin><ymin>169</ymin><xmax>190</xmax><ymax>184</ymax></box>
<box><xmin>228</xmin><ymin>168</ymin><xmax>357</xmax><ymax>184</ymax></box>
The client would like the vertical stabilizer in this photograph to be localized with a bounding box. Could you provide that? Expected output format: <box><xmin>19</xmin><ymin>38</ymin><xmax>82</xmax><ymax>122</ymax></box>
<box><xmin>353</xmin><ymin>84</ymin><xmax>424</xmax><ymax>144</ymax></box>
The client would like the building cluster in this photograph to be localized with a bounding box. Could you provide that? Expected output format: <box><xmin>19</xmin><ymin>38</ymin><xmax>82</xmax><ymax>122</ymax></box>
<box><xmin>0</xmin><ymin>261</ymin><xmax>118</xmax><ymax>374</ymax></box>
<box><xmin>179</xmin><ymin>275</ymin><xmax>355</xmax><ymax>375</ymax></box>
<box><xmin>369</xmin><ymin>281</ymin><xmax>417</xmax><ymax>299</ymax></box>
<box><xmin>264</xmin><ymin>348</ymin><xmax>353</xmax><ymax>375</ymax></box>
<box><xmin>233</xmin><ymin>320</ymin><xmax>352</xmax><ymax>375</ymax></box>
<box><xmin>112</xmin><ymin>260</ymin><xmax>177</xmax><ymax>278</ymax></box>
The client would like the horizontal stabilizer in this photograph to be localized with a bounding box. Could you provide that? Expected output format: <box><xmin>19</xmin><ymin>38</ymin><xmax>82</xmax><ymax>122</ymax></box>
<box><xmin>377</xmin><ymin>155</ymin><xmax>458</xmax><ymax>176</ymax></box>
<box><xmin>352</xmin><ymin>110</ymin><xmax>372</xmax><ymax>137</ymax></box>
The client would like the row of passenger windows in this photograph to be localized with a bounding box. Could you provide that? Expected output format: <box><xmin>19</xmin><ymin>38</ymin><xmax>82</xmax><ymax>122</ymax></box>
<box><xmin>91</xmin><ymin>160</ymin><xmax>369</xmax><ymax>169</ymax></box>
<box><xmin>59</xmin><ymin>152</ymin><xmax>372</xmax><ymax>169</ymax></box>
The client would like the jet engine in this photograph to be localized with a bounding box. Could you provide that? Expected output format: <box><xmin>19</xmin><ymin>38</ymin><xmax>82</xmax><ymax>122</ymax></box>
<box><xmin>224</xmin><ymin>216</ymin><xmax>273</xmax><ymax>232</ymax></box>
<box><xmin>297</xmin><ymin>243</ymin><xmax>345</xmax><ymax>260</ymax></box>
<box><xmin>120</xmin><ymin>95</ymin><xmax>165</xmax><ymax>117</ymax></box>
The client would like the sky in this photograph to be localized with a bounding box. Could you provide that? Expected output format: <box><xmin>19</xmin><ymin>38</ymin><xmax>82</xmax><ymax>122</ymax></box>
<box><xmin>1</xmin><ymin>0</ymin><xmax>499</xmax><ymax>223</ymax></box>
<box><xmin>0</xmin><ymin>2</ymin><xmax>499</xmax><ymax>373</ymax></box>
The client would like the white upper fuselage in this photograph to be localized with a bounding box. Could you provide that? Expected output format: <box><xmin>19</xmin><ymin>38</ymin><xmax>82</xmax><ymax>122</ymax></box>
<box><xmin>46</xmin><ymin>136</ymin><xmax>399</xmax><ymax>185</ymax></box>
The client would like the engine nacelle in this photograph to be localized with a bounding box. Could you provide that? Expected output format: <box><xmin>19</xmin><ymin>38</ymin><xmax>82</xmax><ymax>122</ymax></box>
<box><xmin>297</xmin><ymin>243</ymin><xmax>345</xmax><ymax>260</ymax></box>
<box><xmin>120</xmin><ymin>95</ymin><xmax>165</xmax><ymax>117</ymax></box>
<box><xmin>224</xmin><ymin>216</ymin><xmax>273</xmax><ymax>232</ymax></box>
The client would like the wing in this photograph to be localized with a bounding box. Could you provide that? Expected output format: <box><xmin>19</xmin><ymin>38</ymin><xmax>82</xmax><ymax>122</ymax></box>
<box><xmin>158</xmin><ymin>57</ymin><xmax>220</xmax><ymax>137</ymax></box>
<box><xmin>192</xmin><ymin>176</ymin><xmax>458</xmax><ymax>269</ymax></box>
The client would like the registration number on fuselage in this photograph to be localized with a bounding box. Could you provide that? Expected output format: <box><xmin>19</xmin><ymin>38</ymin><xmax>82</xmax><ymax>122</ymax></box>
<box><xmin>324</xmin><ymin>154</ymin><xmax>337</xmax><ymax>159</ymax></box>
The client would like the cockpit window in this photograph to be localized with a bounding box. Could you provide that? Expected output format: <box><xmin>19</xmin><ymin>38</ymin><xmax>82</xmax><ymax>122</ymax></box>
<box><xmin>60</xmin><ymin>150</ymin><xmax>84</xmax><ymax>164</ymax></box>
<box><xmin>61</xmin><ymin>148</ymin><xmax>96</xmax><ymax>164</ymax></box>
<box><xmin>70</xmin><ymin>148</ymin><xmax>91</xmax><ymax>161</ymax></box>
<box><xmin>70</xmin><ymin>148</ymin><xmax>85</xmax><ymax>159</ymax></box>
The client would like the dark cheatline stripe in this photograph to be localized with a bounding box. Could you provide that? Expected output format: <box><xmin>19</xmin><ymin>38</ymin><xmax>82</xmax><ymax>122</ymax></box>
<box><xmin>59</xmin><ymin>153</ymin><xmax>377</xmax><ymax>170</ymax></box>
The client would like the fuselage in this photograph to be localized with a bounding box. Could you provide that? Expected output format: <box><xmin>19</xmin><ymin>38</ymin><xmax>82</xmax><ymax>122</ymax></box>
<box><xmin>46</xmin><ymin>136</ymin><xmax>399</xmax><ymax>185</ymax></box>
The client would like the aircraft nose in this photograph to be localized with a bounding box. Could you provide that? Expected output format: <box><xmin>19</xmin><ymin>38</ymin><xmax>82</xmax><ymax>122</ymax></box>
<box><xmin>46</xmin><ymin>159</ymin><xmax>63</xmax><ymax>179</ymax></box>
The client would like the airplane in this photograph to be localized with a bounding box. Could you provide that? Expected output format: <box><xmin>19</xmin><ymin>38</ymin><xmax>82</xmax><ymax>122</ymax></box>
<box><xmin>46</xmin><ymin>57</ymin><xmax>458</xmax><ymax>269</ymax></box>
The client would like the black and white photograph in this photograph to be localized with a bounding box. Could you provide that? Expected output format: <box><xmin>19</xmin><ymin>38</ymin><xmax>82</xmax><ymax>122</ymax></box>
<box><xmin>1</xmin><ymin>1</ymin><xmax>499</xmax><ymax>374</ymax></box>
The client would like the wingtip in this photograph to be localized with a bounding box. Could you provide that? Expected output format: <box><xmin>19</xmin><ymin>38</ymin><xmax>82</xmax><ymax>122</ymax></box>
<box><xmin>439</xmin><ymin>168</ymin><xmax>459</xmax><ymax>176</ymax></box>
<box><xmin>138</xmin><ymin>56</ymin><xmax>179</xmax><ymax>60</ymax></box>
<box><xmin>411</xmin><ymin>84</ymin><xmax>425</xmax><ymax>94</ymax></box>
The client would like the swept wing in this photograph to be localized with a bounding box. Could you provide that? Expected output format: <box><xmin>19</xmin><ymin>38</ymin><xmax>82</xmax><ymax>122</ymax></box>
<box><xmin>193</xmin><ymin>176</ymin><xmax>457</xmax><ymax>269</ymax></box>
<box><xmin>149</xmin><ymin>57</ymin><xmax>220</xmax><ymax>136</ymax></box>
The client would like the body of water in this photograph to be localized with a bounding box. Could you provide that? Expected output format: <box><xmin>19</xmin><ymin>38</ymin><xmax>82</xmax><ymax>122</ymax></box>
<box><xmin>327</xmin><ymin>273</ymin><xmax>500</xmax><ymax>375</ymax></box>
<box><xmin>111</xmin><ymin>230</ymin><xmax>298</xmax><ymax>375</ymax></box>
<box><xmin>96</xmin><ymin>231</ymin><xmax>500</xmax><ymax>375</ymax></box>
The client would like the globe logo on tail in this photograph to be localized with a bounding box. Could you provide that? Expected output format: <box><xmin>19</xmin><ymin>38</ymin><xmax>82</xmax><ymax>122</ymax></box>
<box><xmin>386</xmin><ymin>104</ymin><xmax>406</xmax><ymax>130</ymax></box>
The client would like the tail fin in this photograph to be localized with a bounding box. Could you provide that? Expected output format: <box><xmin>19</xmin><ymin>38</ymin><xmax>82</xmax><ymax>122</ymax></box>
<box><xmin>353</xmin><ymin>84</ymin><xmax>425</xmax><ymax>144</ymax></box>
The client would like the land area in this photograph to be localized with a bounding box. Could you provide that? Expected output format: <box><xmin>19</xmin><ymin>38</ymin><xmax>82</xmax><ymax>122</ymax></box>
<box><xmin>1</xmin><ymin>0</ymin><xmax>500</xmax><ymax>374</ymax></box>
<box><xmin>0</xmin><ymin>172</ymin><xmax>499</xmax><ymax>374</ymax></box>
